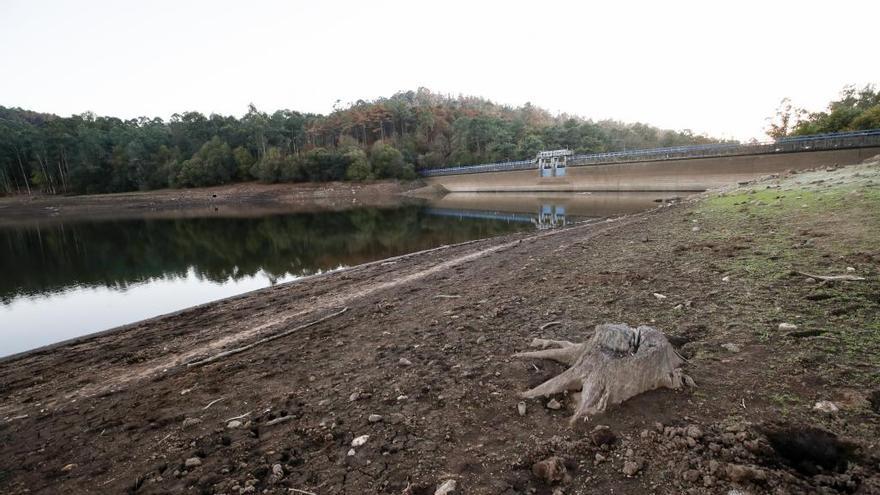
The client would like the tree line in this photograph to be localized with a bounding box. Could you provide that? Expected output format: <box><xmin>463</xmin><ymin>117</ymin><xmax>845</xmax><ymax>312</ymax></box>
<box><xmin>0</xmin><ymin>88</ymin><xmax>723</xmax><ymax>196</ymax></box>
<box><xmin>766</xmin><ymin>84</ymin><xmax>880</xmax><ymax>138</ymax></box>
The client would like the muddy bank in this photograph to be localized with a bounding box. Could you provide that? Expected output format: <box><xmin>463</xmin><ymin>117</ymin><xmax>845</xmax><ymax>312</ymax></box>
<box><xmin>0</xmin><ymin>180</ymin><xmax>420</xmax><ymax>226</ymax></box>
<box><xmin>1</xmin><ymin>162</ymin><xmax>879</xmax><ymax>494</ymax></box>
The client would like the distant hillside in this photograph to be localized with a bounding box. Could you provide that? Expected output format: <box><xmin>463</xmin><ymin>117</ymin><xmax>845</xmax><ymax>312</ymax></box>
<box><xmin>0</xmin><ymin>88</ymin><xmax>724</xmax><ymax>195</ymax></box>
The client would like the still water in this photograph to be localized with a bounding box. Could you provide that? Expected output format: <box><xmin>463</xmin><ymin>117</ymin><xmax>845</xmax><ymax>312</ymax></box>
<box><xmin>0</xmin><ymin>192</ymin><xmax>672</xmax><ymax>357</ymax></box>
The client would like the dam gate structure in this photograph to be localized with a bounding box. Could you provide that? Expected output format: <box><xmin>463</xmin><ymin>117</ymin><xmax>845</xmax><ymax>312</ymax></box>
<box><xmin>420</xmin><ymin>129</ymin><xmax>880</xmax><ymax>192</ymax></box>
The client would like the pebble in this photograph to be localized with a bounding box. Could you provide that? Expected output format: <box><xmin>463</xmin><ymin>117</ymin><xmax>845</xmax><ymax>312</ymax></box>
<box><xmin>532</xmin><ymin>456</ymin><xmax>568</xmax><ymax>483</ymax></box>
<box><xmin>517</xmin><ymin>401</ymin><xmax>527</xmax><ymax>416</ymax></box>
<box><xmin>182</xmin><ymin>417</ymin><xmax>202</xmax><ymax>428</ymax></box>
<box><xmin>347</xmin><ymin>448</ymin><xmax>356</xmax><ymax>456</ymax></box>
<box><xmin>476</xmin><ymin>335</ymin><xmax>486</xmax><ymax>344</ymax></box>
<box><xmin>653</xmin><ymin>293</ymin><xmax>667</xmax><ymax>300</ymax></box>
<box><xmin>434</xmin><ymin>479</ymin><xmax>458</xmax><ymax>495</ymax></box>
<box><xmin>722</xmin><ymin>275</ymin><xmax>731</xmax><ymax>282</ymax></box>
<box><xmin>622</xmin><ymin>460</ymin><xmax>642</xmax><ymax>476</ymax></box>
<box><xmin>813</xmin><ymin>400</ymin><xmax>839</xmax><ymax>413</ymax></box>
<box><xmin>349</xmin><ymin>391</ymin><xmax>361</xmax><ymax>402</ymax></box>
<box><xmin>61</xmin><ymin>463</ymin><xmax>77</xmax><ymax>472</ymax></box>
<box><xmin>594</xmin><ymin>453</ymin><xmax>606</xmax><ymax>462</ymax></box>
<box><xmin>368</xmin><ymin>414</ymin><xmax>383</xmax><ymax>423</ymax></box>
<box><xmin>227</xmin><ymin>420</ymin><xmax>243</xmax><ymax>429</ymax></box>
<box><xmin>351</xmin><ymin>434</ymin><xmax>369</xmax><ymax>447</ymax></box>
<box><xmin>685</xmin><ymin>425</ymin><xmax>703</xmax><ymax>439</ymax></box>
<box><xmin>399</xmin><ymin>358</ymin><xmax>413</xmax><ymax>366</ymax></box>
<box><xmin>271</xmin><ymin>464</ymin><xmax>283</xmax><ymax>477</ymax></box>
<box><xmin>778</xmin><ymin>323</ymin><xmax>798</xmax><ymax>331</ymax></box>
<box><xmin>184</xmin><ymin>457</ymin><xmax>202</xmax><ymax>468</ymax></box>
<box><xmin>846</xmin><ymin>266</ymin><xmax>856</xmax><ymax>272</ymax></box>
<box><xmin>721</xmin><ymin>343</ymin><xmax>741</xmax><ymax>353</ymax></box>
<box><xmin>546</xmin><ymin>398</ymin><xmax>562</xmax><ymax>410</ymax></box>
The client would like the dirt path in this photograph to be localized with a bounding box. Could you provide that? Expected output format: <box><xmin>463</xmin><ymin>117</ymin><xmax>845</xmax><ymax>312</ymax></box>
<box><xmin>1</xmin><ymin>162</ymin><xmax>879</xmax><ymax>495</ymax></box>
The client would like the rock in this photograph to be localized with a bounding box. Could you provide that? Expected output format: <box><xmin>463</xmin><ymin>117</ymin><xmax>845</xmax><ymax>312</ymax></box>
<box><xmin>692</xmin><ymin>226</ymin><xmax>700</xmax><ymax>232</ymax></box>
<box><xmin>813</xmin><ymin>400</ymin><xmax>839</xmax><ymax>413</ymax></box>
<box><xmin>546</xmin><ymin>398</ymin><xmax>562</xmax><ymax>410</ymax></box>
<box><xmin>399</xmin><ymin>358</ymin><xmax>413</xmax><ymax>366</ymax></box>
<box><xmin>349</xmin><ymin>391</ymin><xmax>361</xmax><ymax>402</ymax></box>
<box><xmin>476</xmin><ymin>335</ymin><xmax>486</xmax><ymax>344</ymax></box>
<box><xmin>685</xmin><ymin>425</ymin><xmax>704</xmax><ymax>439</ymax></box>
<box><xmin>532</xmin><ymin>456</ymin><xmax>569</xmax><ymax>484</ymax></box>
<box><xmin>227</xmin><ymin>420</ymin><xmax>243</xmax><ymax>429</ymax></box>
<box><xmin>347</xmin><ymin>448</ymin><xmax>356</xmax><ymax>456</ymax></box>
<box><xmin>590</xmin><ymin>425</ymin><xmax>617</xmax><ymax>447</ymax></box>
<box><xmin>722</xmin><ymin>275</ymin><xmax>731</xmax><ymax>282</ymax></box>
<box><xmin>721</xmin><ymin>343</ymin><xmax>741</xmax><ymax>353</ymax></box>
<box><xmin>368</xmin><ymin>414</ymin><xmax>383</xmax><ymax>423</ymax></box>
<box><xmin>622</xmin><ymin>460</ymin><xmax>642</xmax><ymax>476</ymax></box>
<box><xmin>61</xmin><ymin>463</ymin><xmax>77</xmax><ymax>472</ymax></box>
<box><xmin>517</xmin><ymin>401</ymin><xmax>527</xmax><ymax>416</ymax></box>
<box><xmin>682</xmin><ymin>469</ymin><xmax>701</xmax><ymax>482</ymax></box>
<box><xmin>182</xmin><ymin>417</ymin><xmax>202</xmax><ymax>428</ymax></box>
<box><xmin>778</xmin><ymin>323</ymin><xmax>798</xmax><ymax>331</ymax></box>
<box><xmin>184</xmin><ymin>457</ymin><xmax>202</xmax><ymax>468</ymax></box>
<box><xmin>594</xmin><ymin>453</ymin><xmax>606</xmax><ymax>462</ymax></box>
<box><xmin>725</xmin><ymin>464</ymin><xmax>764</xmax><ymax>483</ymax></box>
<box><xmin>434</xmin><ymin>479</ymin><xmax>458</xmax><ymax>495</ymax></box>
<box><xmin>846</xmin><ymin>266</ymin><xmax>856</xmax><ymax>272</ymax></box>
<box><xmin>653</xmin><ymin>293</ymin><xmax>667</xmax><ymax>300</ymax></box>
<box><xmin>351</xmin><ymin>434</ymin><xmax>370</xmax><ymax>447</ymax></box>
<box><xmin>271</xmin><ymin>463</ymin><xmax>283</xmax><ymax>477</ymax></box>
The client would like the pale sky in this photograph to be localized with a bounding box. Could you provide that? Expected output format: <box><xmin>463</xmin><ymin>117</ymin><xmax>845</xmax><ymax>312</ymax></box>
<box><xmin>1</xmin><ymin>0</ymin><xmax>877</xmax><ymax>141</ymax></box>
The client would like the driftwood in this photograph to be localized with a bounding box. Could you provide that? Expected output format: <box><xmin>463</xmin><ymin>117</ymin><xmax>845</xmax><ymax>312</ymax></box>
<box><xmin>796</xmin><ymin>271</ymin><xmax>866</xmax><ymax>282</ymax></box>
<box><xmin>186</xmin><ymin>307</ymin><xmax>348</xmax><ymax>368</ymax></box>
<box><xmin>515</xmin><ymin>324</ymin><xmax>691</xmax><ymax>422</ymax></box>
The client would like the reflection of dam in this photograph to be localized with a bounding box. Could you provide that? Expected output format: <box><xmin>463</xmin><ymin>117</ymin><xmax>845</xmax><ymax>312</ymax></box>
<box><xmin>426</xmin><ymin>205</ymin><xmax>569</xmax><ymax>229</ymax></box>
<box><xmin>424</xmin><ymin>191</ymin><xmax>676</xmax><ymax>229</ymax></box>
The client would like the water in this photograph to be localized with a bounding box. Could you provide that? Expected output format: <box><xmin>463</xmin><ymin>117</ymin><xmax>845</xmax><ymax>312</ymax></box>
<box><xmin>0</xmin><ymin>192</ymin><xmax>671</xmax><ymax>357</ymax></box>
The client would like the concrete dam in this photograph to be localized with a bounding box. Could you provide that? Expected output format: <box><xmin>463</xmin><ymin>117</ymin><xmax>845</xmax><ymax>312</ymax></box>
<box><xmin>421</xmin><ymin>130</ymin><xmax>880</xmax><ymax>192</ymax></box>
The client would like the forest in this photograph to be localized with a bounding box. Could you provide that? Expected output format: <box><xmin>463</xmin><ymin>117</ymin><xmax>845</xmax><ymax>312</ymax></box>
<box><xmin>0</xmin><ymin>88</ymin><xmax>731</xmax><ymax>195</ymax></box>
<box><xmin>767</xmin><ymin>84</ymin><xmax>880</xmax><ymax>138</ymax></box>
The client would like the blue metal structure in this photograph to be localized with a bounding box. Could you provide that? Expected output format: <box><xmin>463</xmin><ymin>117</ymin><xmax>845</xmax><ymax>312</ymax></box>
<box><xmin>420</xmin><ymin>129</ymin><xmax>880</xmax><ymax>177</ymax></box>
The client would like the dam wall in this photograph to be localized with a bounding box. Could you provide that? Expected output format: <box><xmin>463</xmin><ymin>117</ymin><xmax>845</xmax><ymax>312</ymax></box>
<box><xmin>424</xmin><ymin>147</ymin><xmax>880</xmax><ymax>192</ymax></box>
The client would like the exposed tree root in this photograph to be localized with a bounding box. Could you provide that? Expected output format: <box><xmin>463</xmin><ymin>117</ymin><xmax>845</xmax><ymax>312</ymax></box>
<box><xmin>514</xmin><ymin>324</ymin><xmax>692</xmax><ymax>422</ymax></box>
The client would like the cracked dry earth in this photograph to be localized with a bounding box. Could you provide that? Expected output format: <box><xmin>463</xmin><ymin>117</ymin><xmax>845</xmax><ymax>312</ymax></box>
<box><xmin>2</xmin><ymin>161</ymin><xmax>880</xmax><ymax>494</ymax></box>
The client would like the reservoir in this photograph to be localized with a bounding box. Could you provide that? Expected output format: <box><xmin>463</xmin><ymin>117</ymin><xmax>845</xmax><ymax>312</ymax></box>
<box><xmin>0</xmin><ymin>192</ymin><xmax>675</xmax><ymax>357</ymax></box>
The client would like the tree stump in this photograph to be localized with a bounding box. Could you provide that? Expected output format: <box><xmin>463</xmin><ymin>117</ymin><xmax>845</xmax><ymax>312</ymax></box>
<box><xmin>514</xmin><ymin>324</ymin><xmax>692</xmax><ymax>422</ymax></box>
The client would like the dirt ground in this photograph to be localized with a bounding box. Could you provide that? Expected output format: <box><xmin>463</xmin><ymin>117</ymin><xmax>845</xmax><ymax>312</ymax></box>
<box><xmin>0</xmin><ymin>181</ymin><xmax>418</xmax><ymax>226</ymax></box>
<box><xmin>1</xmin><ymin>160</ymin><xmax>879</xmax><ymax>495</ymax></box>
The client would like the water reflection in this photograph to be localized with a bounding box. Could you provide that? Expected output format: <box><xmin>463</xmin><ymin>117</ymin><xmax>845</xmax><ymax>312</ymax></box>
<box><xmin>0</xmin><ymin>192</ymin><xmax>676</xmax><ymax>357</ymax></box>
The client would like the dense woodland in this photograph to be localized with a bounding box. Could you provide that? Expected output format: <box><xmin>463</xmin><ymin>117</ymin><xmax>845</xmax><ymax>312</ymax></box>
<box><xmin>0</xmin><ymin>88</ymin><xmax>721</xmax><ymax>196</ymax></box>
<box><xmin>767</xmin><ymin>84</ymin><xmax>880</xmax><ymax>138</ymax></box>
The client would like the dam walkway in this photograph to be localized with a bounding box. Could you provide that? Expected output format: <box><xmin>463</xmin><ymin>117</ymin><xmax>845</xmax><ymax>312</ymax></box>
<box><xmin>420</xmin><ymin>129</ymin><xmax>880</xmax><ymax>177</ymax></box>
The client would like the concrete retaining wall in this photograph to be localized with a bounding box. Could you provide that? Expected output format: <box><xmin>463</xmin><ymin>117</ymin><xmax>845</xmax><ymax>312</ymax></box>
<box><xmin>425</xmin><ymin>147</ymin><xmax>880</xmax><ymax>192</ymax></box>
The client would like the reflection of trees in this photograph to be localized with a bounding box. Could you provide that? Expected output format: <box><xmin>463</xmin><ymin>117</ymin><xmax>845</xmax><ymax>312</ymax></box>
<box><xmin>0</xmin><ymin>207</ymin><xmax>525</xmax><ymax>301</ymax></box>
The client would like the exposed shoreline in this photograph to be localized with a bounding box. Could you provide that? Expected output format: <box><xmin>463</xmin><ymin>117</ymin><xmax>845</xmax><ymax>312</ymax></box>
<box><xmin>1</xmin><ymin>161</ymin><xmax>879</xmax><ymax>494</ymax></box>
<box><xmin>0</xmin><ymin>180</ymin><xmax>421</xmax><ymax>226</ymax></box>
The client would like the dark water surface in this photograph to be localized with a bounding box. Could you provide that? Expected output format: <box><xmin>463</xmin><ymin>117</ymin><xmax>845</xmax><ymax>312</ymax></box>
<box><xmin>0</xmin><ymin>192</ymin><xmax>670</xmax><ymax>357</ymax></box>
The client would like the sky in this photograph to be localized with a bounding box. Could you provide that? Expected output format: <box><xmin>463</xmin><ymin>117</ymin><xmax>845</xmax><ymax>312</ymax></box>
<box><xmin>1</xmin><ymin>0</ymin><xmax>877</xmax><ymax>141</ymax></box>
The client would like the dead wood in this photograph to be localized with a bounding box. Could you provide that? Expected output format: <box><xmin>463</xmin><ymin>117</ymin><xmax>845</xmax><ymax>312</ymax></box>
<box><xmin>186</xmin><ymin>307</ymin><xmax>348</xmax><ymax>368</ymax></box>
<box><xmin>514</xmin><ymin>323</ymin><xmax>691</xmax><ymax>422</ymax></box>
<box><xmin>796</xmin><ymin>271</ymin><xmax>866</xmax><ymax>281</ymax></box>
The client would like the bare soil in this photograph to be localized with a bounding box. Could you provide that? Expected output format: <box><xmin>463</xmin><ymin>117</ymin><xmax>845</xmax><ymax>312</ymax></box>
<box><xmin>1</xmin><ymin>163</ymin><xmax>879</xmax><ymax>495</ymax></box>
<box><xmin>0</xmin><ymin>181</ymin><xmax>418</xmax><ymax>226</ymax></box>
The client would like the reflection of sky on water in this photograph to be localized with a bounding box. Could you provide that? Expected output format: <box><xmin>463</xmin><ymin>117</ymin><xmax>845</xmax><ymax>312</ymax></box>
<box><xmin>0</xmin><ymin>193</ymin><xmax>668</xmax><ymax>358</ymax></box>
<box><xmin>0</xmin><ymin>267</ymin><xmax>308</xmax><ymax>357</ymax></box>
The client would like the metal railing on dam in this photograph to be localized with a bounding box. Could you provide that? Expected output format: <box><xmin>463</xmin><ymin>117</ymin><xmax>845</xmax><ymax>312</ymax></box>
<box><xmin>419</xmin><ymin>129</ymin><xmax>880</xmax><ymax>177</ymax></box>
